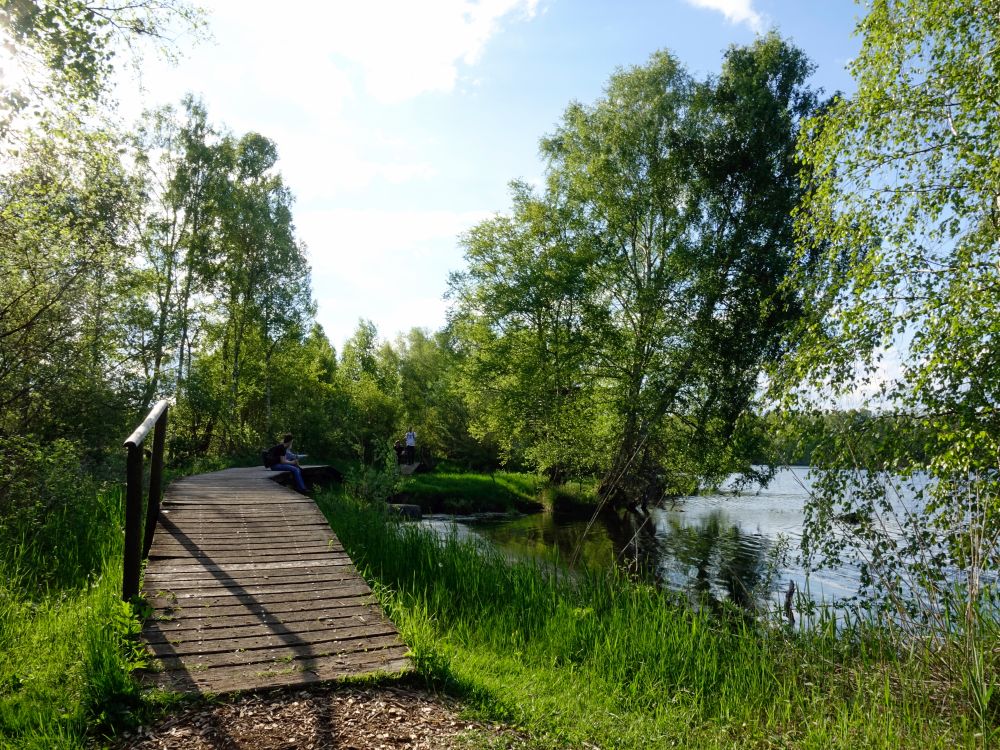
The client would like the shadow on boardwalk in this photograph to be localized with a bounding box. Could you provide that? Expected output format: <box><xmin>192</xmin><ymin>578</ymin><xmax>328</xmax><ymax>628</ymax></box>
<box><xmin>139</xmin><ymin>467</ymin><xmax>410</xmax><ymax>695</ymax></box>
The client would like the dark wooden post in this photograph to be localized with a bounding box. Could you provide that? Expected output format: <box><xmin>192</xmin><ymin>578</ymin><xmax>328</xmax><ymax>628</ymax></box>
<box><xmin>122</xmin><ymin>400</ymin><xmax>170</xmax><ymax>601</ymax></box>
<box><xmin>143</xmin><ymin>409</ymin><xmax>168</xmax><ymax>558</ymax></box>
<box><xmin>122</xmin><ymin>442</ymin><xmax>144</xmax><ymax>601</ymax></box>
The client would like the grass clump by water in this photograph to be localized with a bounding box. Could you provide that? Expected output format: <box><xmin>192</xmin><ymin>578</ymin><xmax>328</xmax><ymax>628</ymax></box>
<box><xmin>317</xmin><ymin>487</ymin><xmax>993</xmax><ymax>749</ymax></box>
<box><xmin>400</xmin><ymin>469</ymin><xmax>546</xmax><ymax>514</ymax></box>
<box><xmin>399</xmin><ymin>465</ymin><xmax>600</xmax><ymax>515</ymax></box>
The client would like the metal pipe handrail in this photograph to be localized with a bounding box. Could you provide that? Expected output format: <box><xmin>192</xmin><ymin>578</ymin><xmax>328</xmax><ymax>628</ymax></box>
<box><xmin>122</xmin><ymin>399</ymin><xmax>170</xmax><ymax>601</ymax></box>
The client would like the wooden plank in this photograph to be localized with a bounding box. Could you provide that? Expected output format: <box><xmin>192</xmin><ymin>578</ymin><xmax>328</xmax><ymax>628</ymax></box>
<box><xmin>159</xmin><ymin>506</ymin><xmax>327</xmax><ymax>516</ymax></box>
<box><xmin>149</xmin><ymin>593</ymin><xmax>378</xmax><ymax>621</ymax></box>
<box><xmin>139</xmin><ymin>466</ymin><xmax>409</xmax><ymax>694</ymax></box>
<box><xmin>149</xmin><ymin>543</ymin><xmax>344</xmax><ymax>558</ymax></box>
<box><xmin>151</xmin><ymin>534</ymin><xmax>341</xmax><ymax>546</ymax></box>
<box><xmin>147</xmin><ymin>581</ymin><xmax>361</xmax><ymax>604</ymax></box>
<box><xmin>147</xmin><ymin>558</ymin><xmax>354</xmax><ymax>576</ymax></box>
<box><xmin>143</xmin><ymin>652</ymin><xmax>412</xmax><ymax>694</ymax></box>
<box><xmin>150</xmin><ymin>534</ymin><xmax>339</xmax><ymax>549</ymax></box>
<box><xmin>146</xmin><ymin>622</ymin><xmax>400</xmax><ymax>659</ymax></box>
<box><xmin>144</xmin><ymin>604</ymin><xmax>383</xmax><ymax>639</ymax></box>
<box><xmin>147</xmin><ymin>578</ymin><xmax>366</xmax><ymax>603</ymax></box>
<box><xmin>148</xmin><ymin>549</ymin><xmax>349</xmax><ymax>566</ymax></box>
<box><xmin>145</xmin><ymin>568</ymin><xmax>354</xmax><ymax>589</ymax></box>
<box><xmin>149</xmin><ymin>632</ymin><xmax>405</xmax><ymax>671</ymax></box>
<box><xmin>149</xmin><ymin>582</ymin><xmax>372</xmax><ymax>611</ymax></box>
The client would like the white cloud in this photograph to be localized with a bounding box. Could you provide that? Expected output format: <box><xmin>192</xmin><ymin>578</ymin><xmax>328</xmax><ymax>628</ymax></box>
<box><xmin>195</xmin><ymin>0</ymin><xmax>540</xmax><ymax>105</ymax></box>
<box><xmin>113</xmin><ymin>0</ymin><xmax>539</xmax><ymax>204</ymax></box>
<box><xmin>684</xmin><ymin>0</ymin><xmax>765</xmax><ymax>32</ymax></box>
<box><xmin>106</xmin><ymin>2</ymin><xmax>536</xmax><ymax>345</ymax></box>
<box><xmin>323</xmin><ymin>0</ymin><xmax>540</xmax><ymax>102</ymax></box>
<box><xmin>300</xmin><ymin>207</ymin><xmax>490</xmax><ymax>278</ymax></box>
<box><xmin>297</xmin><ymin>207</ymin><xmax>493</xmax><ymax>347</ymax></box>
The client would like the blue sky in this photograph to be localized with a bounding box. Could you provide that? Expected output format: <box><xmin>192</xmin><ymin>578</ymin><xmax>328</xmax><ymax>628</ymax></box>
<box><xmin>118</xmin><ymin>0</ymin><xmax>865</xmax><ymax>353</ymax></box>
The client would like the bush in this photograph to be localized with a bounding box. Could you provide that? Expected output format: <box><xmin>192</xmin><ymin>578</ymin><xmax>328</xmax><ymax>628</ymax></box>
<box><xmin>0</xmin><ymin>438</ymin><xmax>116</xmax><ymax>591</ymax></box>
<box><xmin>345</xmin><ymin>440</ymin><xmax>400</xmax><ymax>504</ymax></box>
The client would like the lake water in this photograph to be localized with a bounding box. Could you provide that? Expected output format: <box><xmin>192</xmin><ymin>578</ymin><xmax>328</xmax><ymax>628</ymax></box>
<box><xmin>419</xmin><ymin>467</ymin><xmax>863</xmax><ymax>614</ymax></box>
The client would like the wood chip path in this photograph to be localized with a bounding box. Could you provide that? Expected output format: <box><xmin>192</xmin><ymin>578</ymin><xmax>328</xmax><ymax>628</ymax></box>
<box><xmin>140</xmin><ymin>467</ymin><xmax>410</xmax><ymax>694</ymax></box>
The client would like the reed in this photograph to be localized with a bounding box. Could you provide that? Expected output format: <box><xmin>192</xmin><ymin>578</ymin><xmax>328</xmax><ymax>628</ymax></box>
<box><xmin>317</xmin><ymin>488</ymin><xmax>993</xmax><ymax>748</ymax></box>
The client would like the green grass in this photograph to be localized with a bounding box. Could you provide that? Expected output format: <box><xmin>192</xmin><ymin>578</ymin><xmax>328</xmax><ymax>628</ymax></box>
<box><xmin>316</xmin><ymin>487</ymin><xmax>995</xmax><ymax>749</ymax></box>
<box><xmin>399</xmin><ymin>467</ymin><xmax>602</xmax><ymax>515</ymax></box>
<box><xmin>399</xmin><ymin>469</ymin><xmax>547</xmax><ymax>513</ymax></box>
<box><xmin>0</xmin><ymin>487</ymin><xmax>148</xmax><ymax>749</ymax></box>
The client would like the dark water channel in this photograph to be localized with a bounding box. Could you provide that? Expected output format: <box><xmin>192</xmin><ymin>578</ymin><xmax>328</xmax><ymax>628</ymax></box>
<box><xmin>420</xmin><ymin>468</ymin><xmax>862</xmax><ymax>613</ymax></box>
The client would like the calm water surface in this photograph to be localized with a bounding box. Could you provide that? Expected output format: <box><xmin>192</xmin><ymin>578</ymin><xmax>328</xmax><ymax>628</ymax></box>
<box><xmin>419</xmin><ymin>467</ymin><xmax>862</xmax><ymax>611</ymax></box>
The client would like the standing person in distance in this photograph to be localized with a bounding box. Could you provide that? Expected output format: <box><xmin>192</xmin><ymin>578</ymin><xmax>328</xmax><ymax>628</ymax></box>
<box><xmin>404</xmin><ymin>427</ymin><xmax>416</xmax><ymax>465</ymax></box>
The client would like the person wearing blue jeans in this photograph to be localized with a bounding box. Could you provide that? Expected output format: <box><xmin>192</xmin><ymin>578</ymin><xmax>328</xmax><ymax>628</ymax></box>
<box><xmin>267</xmin><ymin>433</ymin><xmax>308</xmax><ymax>494</ymax></box>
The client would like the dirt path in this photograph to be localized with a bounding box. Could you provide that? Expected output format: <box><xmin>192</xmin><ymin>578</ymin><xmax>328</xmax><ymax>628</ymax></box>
<box><xmin>111</xmin><ymin>685</ymin><xmax>530</xmax><ymax>750</ymax></box>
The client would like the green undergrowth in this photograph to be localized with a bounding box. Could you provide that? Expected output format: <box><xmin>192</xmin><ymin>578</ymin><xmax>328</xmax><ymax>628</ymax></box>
<box><xmin>399</xmin><ymin>470</ymin><xmax>545</xmax><ymax>513</ymax></box>
<box><xmin>0</xmin><ymin>485</ymin><xmax>148</xmax><ymax>749</ymax></box>
<box><xmin>399</xmin><ymin>468</ymin><xmax>599</xmax><ymax>515</ymax></box>
<box><xmin>316</xmin><ymin>488</ymin><xmax>993</xmax><ymax>749</ymax></box>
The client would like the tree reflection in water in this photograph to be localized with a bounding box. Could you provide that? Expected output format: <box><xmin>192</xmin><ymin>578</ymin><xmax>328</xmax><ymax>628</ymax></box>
<box><xmin>658</xmin><ymin>510</ymin><xmax>771</xmax><ymax>611</ymax></box>
<box><xmin>457</xmin><ymin>507</ymin><xmax>774</xmax><ymax>612</ymax></box>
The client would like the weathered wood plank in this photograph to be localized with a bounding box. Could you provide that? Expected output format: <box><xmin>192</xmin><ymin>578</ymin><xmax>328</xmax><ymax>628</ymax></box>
<box><xmin>146</xmin><ymin>622</ymin><xmax>400</xmax><ymax>659</ymax></box>
<box><xmin>148</xmin><ymin>550</ymin><xmax>350</xmax><ymax>567</ymax></box>
<box><xmin>144</xmin><ymin>604</ymin><xmax>384</xmax><ymax>639</ymax></box>
<box><xmin>145</xmin><ymin>568</ymin><xmax>355</xmax><ymax>589</ymax></box>
<box><xmin>147</xmin><ymin>580</ymin><xmax>363</xmax><ymax>603</ymax></box>
<box><xmin>139</xmin><ymin>466</ymin><xmax>409</xmax><ymax>694</ymax></box>
<box><xmin>143</xmin><ymin>652</ymin><xmax>412</xmax><ymax>694</ymax></box>
<box><xmin>149</xmin><ymin>582</ymin><xmax>373</xmax><ymax>611</ymax></box>
<box><xmin>150</xmin><ymin>593</ymin><xmax>379</xmax><ymax>621</ymax></box>
<box><xmin>149</xmin><ymin>632</ymin><xmax>405</xmax><ymax>671</ymax></box>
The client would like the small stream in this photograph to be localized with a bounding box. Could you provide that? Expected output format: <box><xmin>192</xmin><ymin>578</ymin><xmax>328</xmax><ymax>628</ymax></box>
<box><xmin>419</xmin><ymin>467</ymin><xmax>863</xmax><ymax>612</ymax></box>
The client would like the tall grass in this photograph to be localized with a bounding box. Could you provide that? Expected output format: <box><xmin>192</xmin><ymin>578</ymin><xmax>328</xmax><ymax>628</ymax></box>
<box><xmin>318</xmin><ymin>488</ymin><xmax>992</xmax><ymax>748</ymax></box>
<box><xmin>0</xmin><ymin>480</ymin><xmax>142</xmax><ymax>749</ymax></box>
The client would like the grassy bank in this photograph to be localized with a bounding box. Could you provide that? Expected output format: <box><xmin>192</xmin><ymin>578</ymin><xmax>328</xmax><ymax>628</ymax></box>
<box><xmin>398</xmin><ymin>467</ymin><xmax>598</xmax><ymax>515</ymax></box>
<box><xmin>317</xmin><ymin>487</ymin><xmax>993</xmax><ymax>749</ymax></box>
<box><xmin>0</xmin><ymin>486</ymin><xmax>145</xmax><ymax>749</ymax></box>
<box><xmin>398</xmin><ymin>469</ymin><xmax>544</xmax><ymax>513</ymax></box>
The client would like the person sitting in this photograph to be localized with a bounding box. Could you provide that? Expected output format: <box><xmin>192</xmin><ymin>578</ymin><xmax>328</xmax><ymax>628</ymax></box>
<box><xmin>267</xmin><ymin>432</ymin><xmax>308</xmax><ymax>494</ymax></box>
<box><xmin>283</xmin><ymin>435</ymin><xmax>307</xmax><ymax>467</ymax></box>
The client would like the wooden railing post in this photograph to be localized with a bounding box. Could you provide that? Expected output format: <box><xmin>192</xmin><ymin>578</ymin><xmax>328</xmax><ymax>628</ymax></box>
<box><xmin>122</xmin><ymin>400</ymin><xmax>169</xmax><ymax>601</ymax></box>
<box><xmin>122</xmin><ymin>442</ymin><xmax>144</xmax><ymax>601</ymax></box>
<box><xmin>143</xmin><ymin>408</ymin><xmax>168</xmax><ymax>558</ymax></box>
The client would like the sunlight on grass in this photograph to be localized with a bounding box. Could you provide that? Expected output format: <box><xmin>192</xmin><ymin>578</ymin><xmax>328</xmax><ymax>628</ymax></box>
<box><xmin>319</xmin><ymin>488</ymin><xmax>990</xmax><ymax>749</ymax></box>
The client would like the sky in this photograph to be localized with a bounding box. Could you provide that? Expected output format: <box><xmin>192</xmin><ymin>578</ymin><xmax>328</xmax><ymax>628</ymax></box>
<box><xmin>115</xmin><ymin>0</ymin><xmax>865</xmax><ymax>354</ymax></box>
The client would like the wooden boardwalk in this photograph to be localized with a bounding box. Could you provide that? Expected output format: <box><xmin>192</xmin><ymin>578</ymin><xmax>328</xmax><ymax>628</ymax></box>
<box><xmin>140</xmin><ymin>467</ymin><xmax>410</xmax><ymax>694</ymax></box>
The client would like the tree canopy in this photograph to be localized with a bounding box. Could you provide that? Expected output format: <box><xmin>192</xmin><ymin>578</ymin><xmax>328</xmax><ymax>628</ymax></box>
<box><xmin>451</xmin><ymin>34</ymin><xmax>822</xmax><ymax>507</ymax></box>
<box><xmin>786</xmin><ymin>0</ymin><xmax>1000</xmax><ymax>624</ymax></box>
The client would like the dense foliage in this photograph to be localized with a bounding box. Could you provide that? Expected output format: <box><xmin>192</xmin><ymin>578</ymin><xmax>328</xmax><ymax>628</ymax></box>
<box><xmin>450</xmin><ymin>35</ymin><xmax>821</xmax><ymax>507</ymax></box>
<box><xmin>775</xmin><ymin>0</ymin><xmax>1000</xmax><ymax>726</ymax></box>
<box><xmin>1</xmin><ymin>0</ymin><xmax>998</xmax><ymax>743</ymax></box>
<box><xmin>786</xmin><ymin>0</ymin><xmax>1000</xmax><ymax>637</ymax></box>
